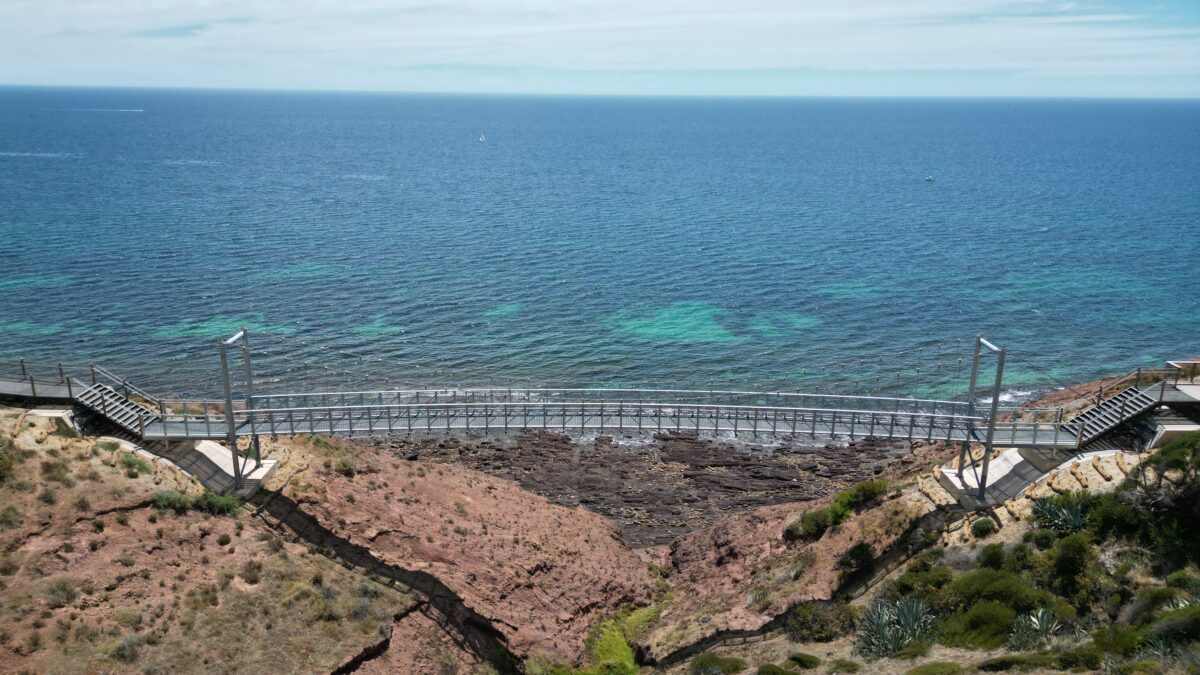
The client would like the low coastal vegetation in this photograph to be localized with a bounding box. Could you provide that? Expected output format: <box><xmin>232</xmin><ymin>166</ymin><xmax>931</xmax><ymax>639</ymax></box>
<box><xmin>783</xmin><ymin>479</ymin><xmax>891</xmax><ymax>541</ymax></box>
<box><xmin>827</xmin><ymin>432</ymin><xmax>1200</xmax><ymax>672</ymax></box>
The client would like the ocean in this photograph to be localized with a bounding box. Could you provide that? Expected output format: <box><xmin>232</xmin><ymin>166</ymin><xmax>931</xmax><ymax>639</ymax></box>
<box><xmin>1</xmin><ymin>87</ymin><xmax>1198</xmax><ymax>398</ymax></box>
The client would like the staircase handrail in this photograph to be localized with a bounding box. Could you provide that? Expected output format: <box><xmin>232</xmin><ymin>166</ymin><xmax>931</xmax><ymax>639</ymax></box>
<box><xmin>89</xmin><ymin>365</ymin><xmax>160</xmax><ymax>407</ymax></box>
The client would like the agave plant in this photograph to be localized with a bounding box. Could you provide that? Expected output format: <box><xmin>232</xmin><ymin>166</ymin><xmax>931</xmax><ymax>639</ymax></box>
<box><xmin>1031</xmin><ymin>499</ymin><xmax>1088</xmax><ymax>533</ymax></box>
<box><xmin>1137</xmin><ymin>635</ymin><xmax>1179</xmax><ymax>661</ymax></box>
<box><xmin>1165</xmin><ymin>595</ymin><xmax>1196</xmax><ymax>611</ymax></box>
<box><xmin>1009</xmin><ymin>608</ymin><xmax>1062</xmax><ymax>649</ymax></box>
<box><xmin>855</xmin><ymin>597</ymin><xmax>936</xmax><ymax>660</ymax></box>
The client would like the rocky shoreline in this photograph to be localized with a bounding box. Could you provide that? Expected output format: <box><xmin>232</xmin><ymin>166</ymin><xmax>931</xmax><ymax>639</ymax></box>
<box><xmin>363</xmin><ymin>430</ymin><xmax>917</xmax><ymax>546</ymax></box>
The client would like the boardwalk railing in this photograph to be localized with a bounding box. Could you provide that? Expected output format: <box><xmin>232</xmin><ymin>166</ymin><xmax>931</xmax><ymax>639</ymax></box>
<box><xmin>1</xmin><ymin>357</ymin><xmax>1189</xmax><ymax>450</ymax></box>
<box><xmin>125</xmin><ymin>397</ymin><xmax>1079</xmax><ymax>449</ymax></box>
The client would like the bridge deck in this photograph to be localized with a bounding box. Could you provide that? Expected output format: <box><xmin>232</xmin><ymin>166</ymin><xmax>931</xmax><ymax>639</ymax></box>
<box><xmin>131</xmin><ymin>402</ymin><xmax>1082</xmax><ymax>448</ymax></box>
<box><xmin>0</xmin><ymin>374</ymin><xmax>1168</xmax><ymax>450</ymax></box>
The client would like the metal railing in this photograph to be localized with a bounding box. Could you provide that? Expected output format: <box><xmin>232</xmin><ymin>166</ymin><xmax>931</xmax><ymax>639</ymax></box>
<box><xmin>3</xmin><ymin>356</ymin><xmax>1193</xmax><ymax>449</ymax></box>
<box><xmin>250</xmin><ymin>387</ymin><xmax>973</xmax><ymax>417</ymax></box>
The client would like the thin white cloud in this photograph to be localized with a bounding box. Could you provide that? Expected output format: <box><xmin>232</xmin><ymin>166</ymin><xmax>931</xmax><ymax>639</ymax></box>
<box><xmin>0</xmin><ymin>0</ymin><xmax>1197</xmax><ymax>95</ymax></box>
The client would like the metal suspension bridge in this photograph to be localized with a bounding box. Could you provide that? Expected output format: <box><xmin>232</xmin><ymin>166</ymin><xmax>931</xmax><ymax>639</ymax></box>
<box><xmin>1</xmin><ymin>330</ymin><xmax>1193</xmax><ymax>499</ymax></box>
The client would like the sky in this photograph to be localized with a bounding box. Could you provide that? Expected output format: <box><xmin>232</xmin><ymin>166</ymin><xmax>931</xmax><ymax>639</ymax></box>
<box><xmin>1</xmin><ymin>0</ymin><xmax>1199</xmax><ymax>98</ymax></box>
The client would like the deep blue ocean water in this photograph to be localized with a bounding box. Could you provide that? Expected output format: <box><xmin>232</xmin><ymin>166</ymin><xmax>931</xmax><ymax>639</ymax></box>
<box><xmin>1</xmin><ymin>87</ymin><xmax>1198</xmax><ymax>398</ymax></box>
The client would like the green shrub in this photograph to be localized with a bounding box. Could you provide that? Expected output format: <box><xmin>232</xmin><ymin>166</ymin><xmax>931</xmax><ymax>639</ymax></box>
<box><xmin>784</xmin><ymin>481</ymin><xmax>889</xmax><ymax>542</ymax></box>
<box><xmin>904</xmin><ymin>663</ymin><xmax>962</xmax><ymax>675</ymax></box>
<box><xmin>1004</xmin><ymin>544</ymin><xmax>1033</xmax><ymax>572</ymax></box>
<box><xmin>785</xmin><ymin>601</ymin><xmax>858</xmax><ymax>642</ymax></box>
<box><xmin>1084</xmin><ymin>492</ymin><xmax>1144</xmax><ymax>540</ymax></box>
<box><xmin>1031</xmin><ymin>529</ymin><xmax>1057</xmax><ymax>550</ymax></box>
<box><xmin>0</xmin><ymin>505</ymin><xmax>21</xmax><ymax>529</ymax></box>
<box><xmin>240</xmin><ymin>560</ymin><xmax>262</xmax><ymax>585</ymax></box>
<box><xmin>334</xmin><ymin>456</ymin><xmax>356</xmax><ymax>478</ymax></box>
<box><xmin>834</xmin><ymin>479</ymin><xmax>890</xmax><ymax>512</ymax></box>
<box><xmin>153</xmin><ymin>490</ymin><xmax>191</xmax><ymax>514</ymax></box>
<box><xmin>1165</xmin><ymin>570</ymin><xmax>1200</xmax><ymax>596</ymax></box>
<box><xmin>111</xmin><ymin>635</ymin><xmax>140</xmax><ymax>662</ymax></box>
<box><xmin>942</xmin><ymin>568</ymin><xmax>1057</xmax><ymax>615</ymax></box>
<box><xmin>788</xmin><ymin>508</ymin><xmax>836</xmax><ymax>540</ymax></box>
<box><xmin>688</xmin><ymin>653</ymin><xmax>747</xmax><ymax>675</ymax></box>
<box><xmin>1147</xmin><ymin>604</ymin><xmax>1200</xmax><ymax>644</ymax></box>
<box><xmin>971</xmin><ymin>517</ymin><xmax>997</xmax><ymax>538</ymax></box>
<box><xmin>43</xmin><ymin>578</ymin><xmax>77</xmax><ymax>608</ymax></box>
<box><xmin>1052</xmin><ymin>533</ymin><xmax>1093</xmax><ymax>581</ymax></box>
<box><xmin>824</xmin><ymin>659</ymin><xmax>859</xmax><ymax>673</ymax></box>
<box><xmin>976</xmin><ymin>652</ymin><xmax>1057</xmax><ymax>671</ymax></box>
<box><xmin>1055</xmin><ymin>644</ymin><xmax>1101</xmax><ymax>670</ymax></box>
<box><xmin>0</xmin><ymin>454</ymin><xmax>13</xmax><ymax>484</ymax></box>
<box><xmin>1127</xmin><ymin>587</ymin><xmax>1179</xmax><ymax>625</ymax></box>
<box><xmin>786</xmin><ymin>653</ymin><xmax>821</xmax><ymax>669</ymax></box>
<box><xmin>893</xmin><ymin>565</ymin><xmax>953</xmax><ymax>600</ymax></box>
<box><xmin>191</xmin><ymin>491</ymin><xmax>241</xmax><ymax>516</ymax></box>
<box><xmin>1093</xmin><ymin>624</ymin><xmax>1146</xmax><ymax>656</ymax></box>
<box><xmin>939</xmin><ymin>601</ymin><xmax>1016</xmax><ymax>649</ymax></box>
<box><xmin>978</xmin><ymin>543</ymin><xmax>1005</xmax><ymax>570</ymax></box>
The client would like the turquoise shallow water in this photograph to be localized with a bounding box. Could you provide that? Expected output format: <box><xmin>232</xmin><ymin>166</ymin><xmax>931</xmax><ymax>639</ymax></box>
<box><xmin>0</xmin><ymin>88</ymin><xmax>1197</xmax><ymax>397</ymax></box>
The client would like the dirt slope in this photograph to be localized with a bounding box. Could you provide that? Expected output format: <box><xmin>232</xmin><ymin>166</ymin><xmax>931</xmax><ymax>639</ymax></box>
<box><xmin>260</xmin><ymin>434</ymin><xmax>660</xmax><ymax>664</ymax></box>
<box><xmin>0</xmin><ymin>408</ymin><xmax>421</xmax><ymax>674</ymax></box>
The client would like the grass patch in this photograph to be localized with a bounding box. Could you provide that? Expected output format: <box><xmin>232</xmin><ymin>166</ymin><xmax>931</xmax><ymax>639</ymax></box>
<box><xmin>118</xmin><ymin>452</ymin><xmax>152</xmax><ymax>477</ymax></box>
<box><xmin>40</xmin><ymin>459</ymin><xmax>73</xmax><ymax>485</ymax></box>
<box><xmin>0</xmin><ymin>505</ymin><xmax>21</xmax><ymax>529</ymax></box>
<box><xmin>334</xmin><ymin>457</ymin><xmax>356</xmax><ymax>478</ymax></box>
<box><xmin>52</xmin><ymin>417</ymin><xmax>78</xmax><ymax>438</ymax></box>
<box><xmin>42</xmin><ymin>577</ymin><xmax>77</xmax><ymax>608</ymax></box>
<box><xmin>584</xmin><ymin>619</ymin><xmax>637</xmax><ymax>674</ymax></box>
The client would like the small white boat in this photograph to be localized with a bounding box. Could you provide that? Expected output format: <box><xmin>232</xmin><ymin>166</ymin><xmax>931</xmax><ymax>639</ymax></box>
<box><xmin>479</xmin><ymin>134</ymin><xmax>486</xmax><ymax>144</ymax></box>
<box><xmin>925</xmin><ymin>176</ymin><xmax>935</xmax><ymax>182</ymax></box>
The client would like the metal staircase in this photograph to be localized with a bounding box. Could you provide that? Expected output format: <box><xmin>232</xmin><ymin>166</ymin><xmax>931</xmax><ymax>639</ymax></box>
<box><xmin>73</xmin><ymin>383</ymin><xmax>161</xmax><ymax>436</ymax></box>
<box><xmin>1062</xmin><ymin>386</ymin><xmax>1159</xmax><ymax>448</ymax></box>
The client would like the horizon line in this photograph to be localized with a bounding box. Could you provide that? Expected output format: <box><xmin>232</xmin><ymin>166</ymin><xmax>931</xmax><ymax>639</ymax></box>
<box><xmin>3</xmin><ymin>82</ymin><xmax>1199</xmax><ymax>102</ymax></box>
